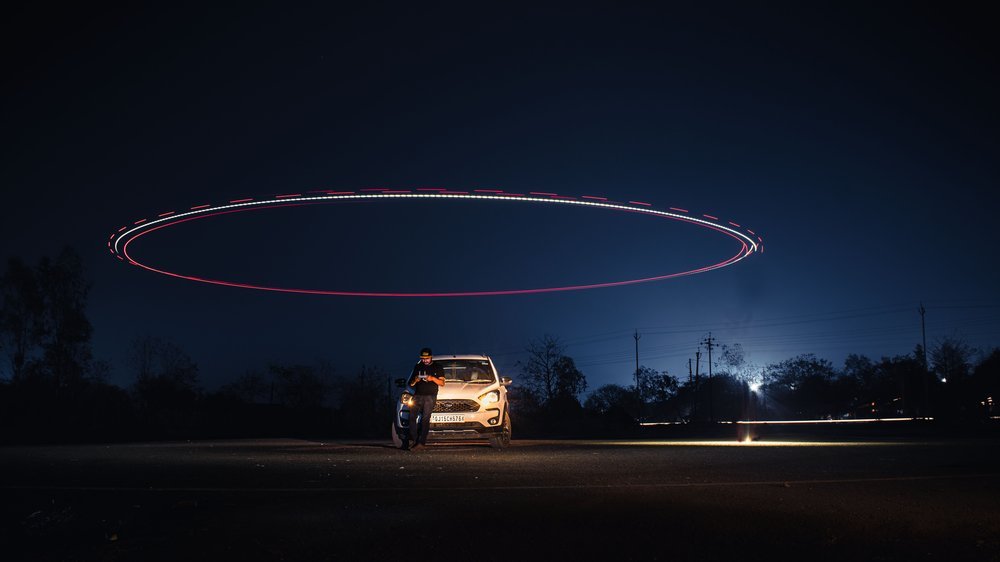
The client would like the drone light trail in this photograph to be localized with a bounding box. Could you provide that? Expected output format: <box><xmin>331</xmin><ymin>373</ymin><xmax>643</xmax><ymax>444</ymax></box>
<box><xmin>108</xmin><ymin>189</ymin><xmax>764</xmax><ymax>297</ymax></box>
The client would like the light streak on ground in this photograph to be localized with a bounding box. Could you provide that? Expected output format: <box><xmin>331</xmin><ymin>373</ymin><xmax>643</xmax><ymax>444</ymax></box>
<box><xmin>597</xmin><ymin>440</ymin><xmax>910</xmax><ymax>447</ymax></box>
<box><xmin>726</xmin><ymin>417</ymin><xmax>934</xmax><ymax>425</ymax></box>
<box><xmin>641</xmin><ymin>417</ymin><xmax>933</xmax><ymax>427</ymax></box>
<box><xmin>108</xmin><ymin>190</ymin><xmax>764</xmax><ymax>297</ymax></box>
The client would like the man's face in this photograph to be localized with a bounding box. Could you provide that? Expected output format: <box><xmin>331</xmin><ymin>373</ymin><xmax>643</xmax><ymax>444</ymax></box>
<box><xmin>421</xmin><ymin>356</ymin><xmax>432</xmax><ymax>365</ymax></box>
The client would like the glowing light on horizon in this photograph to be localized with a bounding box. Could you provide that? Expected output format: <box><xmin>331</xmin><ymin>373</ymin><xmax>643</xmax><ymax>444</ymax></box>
<box><xmin>598</xmin><ymin>440</ymin><xmax>903</xmax><ymax>447</ymax></box>
<box><xmin>641</xmin><ymin>417</ymin><xmax>933</xmax><ymax>427</ymax></box>
<box><xmin>108</xmin><ymin>190</ymin><xmax>765</xmax><ymax>297</ymax></box>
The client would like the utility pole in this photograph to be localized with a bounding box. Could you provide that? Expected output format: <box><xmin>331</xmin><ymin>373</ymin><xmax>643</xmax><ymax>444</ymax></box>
<box><xmin>702</xmin><ymin>333</ymin><xmax>716</xmax><ymax>423</ymax></box>
<box><xmin>920</xmin><ymin>303</ymin><xmax>928</xmax><ymax>418</ymax></box>
<box><xmin>688</xmin><ymin>358</ymin><xmax>692</xmax><ymax>384</ymax></box>
<box><xmin>694</xmin><ymin>349</ymin><xmax>701</xmax><ymax>422</ymax></box>
<box><xmin>634</xmin><ymin>330</ymin><xmax>642</xmax><ymax>422</ymax></box>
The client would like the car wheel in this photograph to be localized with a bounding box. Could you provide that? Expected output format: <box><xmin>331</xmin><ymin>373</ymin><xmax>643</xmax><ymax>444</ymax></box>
<box><xmin>489</xmin><ymin>413</ymin><xmax>511</xmax><ymax>449</ymax></box>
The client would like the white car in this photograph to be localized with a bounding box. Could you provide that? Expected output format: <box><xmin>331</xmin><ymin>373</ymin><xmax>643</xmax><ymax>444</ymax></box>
<box><xmin>391</xmin><ymin>355</ymin><xmax>512</xmax><ymax>449</ymax></box>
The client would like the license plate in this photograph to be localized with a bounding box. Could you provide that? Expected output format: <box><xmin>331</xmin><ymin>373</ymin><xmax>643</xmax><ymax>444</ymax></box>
<box><xmin>431</xmin><ymin>413</ymin><xmax>465</xmax><ymax>423</ymax></box>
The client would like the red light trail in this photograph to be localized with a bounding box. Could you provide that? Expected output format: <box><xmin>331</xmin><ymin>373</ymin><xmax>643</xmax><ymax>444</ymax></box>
<box><xmin>108</xmin><ymin>190</ymin><xmax>764</xmax><ymax>297</ymax></box>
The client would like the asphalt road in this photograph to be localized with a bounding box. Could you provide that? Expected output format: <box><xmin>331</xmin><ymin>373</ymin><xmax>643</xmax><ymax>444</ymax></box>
<box><xmin>2</xmin><ymin>437</ymin><xmax>999</xmax><ymax>561</ymax></box>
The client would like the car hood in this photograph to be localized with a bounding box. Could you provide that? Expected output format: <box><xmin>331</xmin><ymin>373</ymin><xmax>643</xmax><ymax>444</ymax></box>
<box><xmin>438</xmin><ymin>381</ymin><xmax>499</xmax><ymax>399</ymax></box>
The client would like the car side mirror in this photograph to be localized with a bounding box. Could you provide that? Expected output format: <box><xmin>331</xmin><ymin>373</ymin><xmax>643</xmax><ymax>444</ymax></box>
<box><xmin>394</xmin><ymin>378</ymin><xmax>407</xmax><ymax>388</ymax></box>
<box><xmin>500</xmin><ymin>376</ymin><xmax>512</xmax><ymax>386</ymax></box>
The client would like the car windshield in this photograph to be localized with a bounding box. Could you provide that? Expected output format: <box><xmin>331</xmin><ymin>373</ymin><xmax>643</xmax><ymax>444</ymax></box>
<box><xmin>438</xmin><ymin>360</ymin><xmax>496</xmax><ymax>383</ymax></box>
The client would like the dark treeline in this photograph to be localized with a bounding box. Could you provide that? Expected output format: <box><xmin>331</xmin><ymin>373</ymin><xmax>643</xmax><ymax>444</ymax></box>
<box><xmin>1</xmin><ymin>250</ymin><xmax>997</xmax><ymax>444</ymax></box>
<box><xmin>0</xmin><ymin>249</ymin><xmax>397</xmax><ymax>444</ymax></box>
<box><xmin>516</xmin><ymin>335</ymin><xmax>999</xmax><ymax>435</ymax></box>
<box><xmin>584</xmin><ymin>343</ymin><xmax>997</xmax><ymax>424</ymax></box>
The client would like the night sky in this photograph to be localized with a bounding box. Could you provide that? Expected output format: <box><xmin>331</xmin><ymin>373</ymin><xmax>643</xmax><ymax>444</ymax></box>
<box><xmin>3</xmin><ymin>4</ymin><xmax>998</xmax><ymax>392</ymax></box>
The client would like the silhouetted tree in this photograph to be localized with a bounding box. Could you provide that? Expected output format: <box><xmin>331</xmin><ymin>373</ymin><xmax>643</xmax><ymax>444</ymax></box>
<box><xmin>637</xmin><ymin>367</ymin><xmax>680</xmax><ymax>420</ymax></box>
<box><xmin>131</xmin><ymin>336</ymin><xmax>199</xmax><ymax>405</ymax></box>
<box><xmin>0</xmin><ymin>257</ymin><xmax>44</xmax><ymax>381</ymax></box>
<box><xmin>0</xmin><ymin>249</ymin><xmax>95</xmax><ymax>391</ymax></box>
<box><xmin>971</xmin><ymin>348</ymin><xmax>999</xmax><ymax>419</ymax></box>
<box><xmin>718</xmin><ymin>343</ymin><xmax>748</xmax><ymax>379</ymax></box>
<box><xmin>843</xmin><ymin>354</ymin><xmax>878</xmax><ymax>408</ymax></box>
<box><xmin>130</xmin><ymin>336</ymin><xmax>200</xmax><ymax>436</ymax></box>
<box><xmin>931</xmin><ymin>337</ymin><xmax>976</xmax><ymax>383</ymax></box>
<box><xmin>640</xmin><ymin>368</ymin><xmax>678</xmax><ymax>404</ymax></box>
<box><xmin>219</xmin><ymin>370</ymin><xmax>270</xmax><ymax>404</ymax></box>
<box><xmin>36</xmin><ymin>248</ymin><xmax>93</xmax><ymax>392</ymax></box>
<box><xmin>517</xmin><ymin>334</ymin><xmax>566</xmax><ymax>405</ymax></box>
<box><xmin>0</xmin><ymin>249</ymin><xmax>132</xmax><ymax>443</ymax></box>
<box><xmin>764</xmin><ymin>354</ymin><xmax>838</xmax><ymax>418</ymax></box>
<box><xmin>931</xmin><ymin>337</ymin><xmax>979</xmax><ymax>420</ymax></box>
<box><xmin>334</xmin><ymin>365</ymin><xmax>390</xmax><ymax>437</ymax></box>
<box><xmin>673</xmin><ymin>377</ymin><xmax>702</xmax><ymax>421</ymax></box>
<box><xmin>585</xmin><ymin>384</ymin><xmax>632</xmax><ymax>415</ymax></box>
<box><xmin>552</xmin><ymin>355</ymin><xmax>587</xmax><ymax>400</ymax></box>
<box><xmin>269</xmin><ymin>363</ymin><xmax>329</xmax><ymax>410</ymax></box>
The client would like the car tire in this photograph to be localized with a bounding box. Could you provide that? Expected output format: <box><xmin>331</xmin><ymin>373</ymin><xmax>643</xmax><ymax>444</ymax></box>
<box><xmin>489</xmin><ymin>412</ymin><xmax>511</xmax><ymax>450</ymax></box>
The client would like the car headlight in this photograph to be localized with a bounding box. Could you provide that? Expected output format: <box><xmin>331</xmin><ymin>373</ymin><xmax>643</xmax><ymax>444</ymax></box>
<box><xmin>478</xmin><ymin>390</ymin><xmax>500</xmax><ymax>405</ymax></box>
<box><xmin>400</xmin><ymin>393</ymin><xmax>414</xmax><ymax>407</ymax></box>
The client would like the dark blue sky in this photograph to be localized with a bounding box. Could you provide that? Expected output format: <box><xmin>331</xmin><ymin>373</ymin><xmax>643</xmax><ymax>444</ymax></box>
<box><xmin>3</xmin><ymin>4</ymin><xmax>998</xmax><ymax>391</ymax></box>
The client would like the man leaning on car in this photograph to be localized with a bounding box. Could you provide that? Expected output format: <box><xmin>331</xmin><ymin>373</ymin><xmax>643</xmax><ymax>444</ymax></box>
<box><xmin>406</xmin><ymin>347</ymin><xmax>445</xmax><ymax>450</ymax></box>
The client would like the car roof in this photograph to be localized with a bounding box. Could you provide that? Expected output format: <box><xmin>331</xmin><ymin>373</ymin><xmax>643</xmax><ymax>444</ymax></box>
<box><xmin>427</xmin><ymin>354</ymin><xmax>491</xmax><ymax>361</ymax></box>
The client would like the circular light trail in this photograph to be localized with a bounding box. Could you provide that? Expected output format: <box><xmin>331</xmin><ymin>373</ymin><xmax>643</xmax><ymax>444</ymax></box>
<box><xmin>107</xmin><ymin>188</ymin><xmax>765</xmax><ymax>297</ymax></box>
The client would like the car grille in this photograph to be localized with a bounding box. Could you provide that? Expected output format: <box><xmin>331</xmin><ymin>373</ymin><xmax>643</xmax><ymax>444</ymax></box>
<box><xmin>434</xmin><ymin>399</ymin><xmax>479</xmax><ymax>413</ymax></box>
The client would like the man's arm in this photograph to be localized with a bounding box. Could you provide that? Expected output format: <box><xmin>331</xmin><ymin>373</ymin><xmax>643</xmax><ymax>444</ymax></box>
<box><xmin>429</xmin><ymin>364</ymin><xmax>446</xmax><ymax>386</ymax></box>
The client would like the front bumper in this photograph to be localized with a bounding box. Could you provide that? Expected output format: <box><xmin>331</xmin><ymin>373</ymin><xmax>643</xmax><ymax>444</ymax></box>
<box><xmin>396</xmin><ymin>405</ymin><xmax>505</xmax><ymax>440</ymax></box>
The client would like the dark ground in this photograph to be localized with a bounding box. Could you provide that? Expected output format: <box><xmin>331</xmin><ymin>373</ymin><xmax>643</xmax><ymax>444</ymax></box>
<box><xmin>1</xmin><ymin>433</ymin><xmax>999</xmax><ymax>561</ymax></box>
